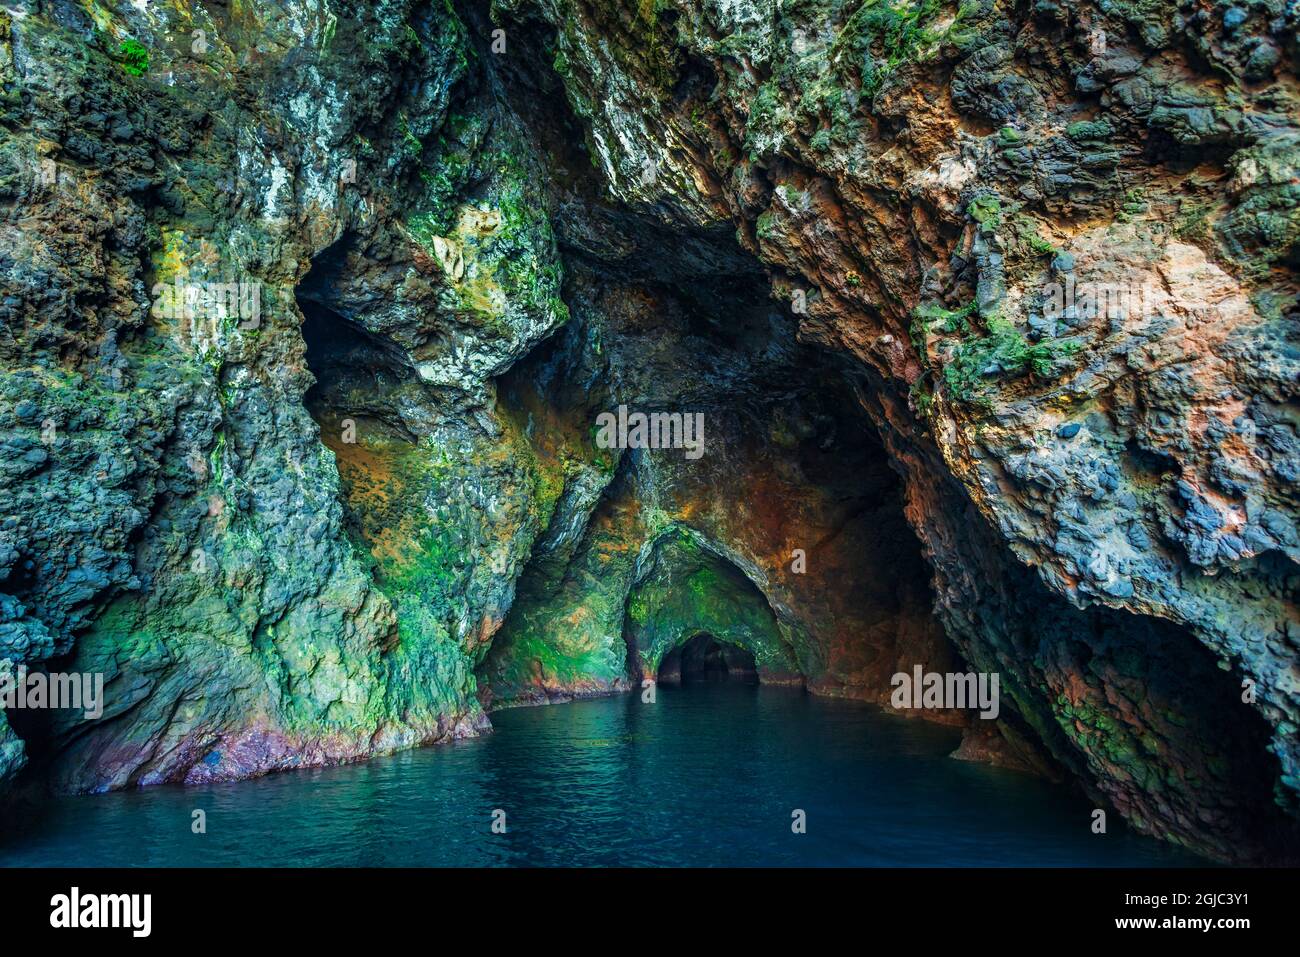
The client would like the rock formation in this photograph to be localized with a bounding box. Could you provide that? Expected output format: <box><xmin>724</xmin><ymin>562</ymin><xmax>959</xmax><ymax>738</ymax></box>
<box><xmin>0</xmin><ymin>0</ymin><xmax>1296</xmax><ymax>863</ymax></box>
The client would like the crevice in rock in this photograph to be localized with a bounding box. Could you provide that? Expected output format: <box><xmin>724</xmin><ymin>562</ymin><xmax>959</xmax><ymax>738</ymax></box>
<box><xmin>301</xmin><ymin>299</ymin><xmax>423</xmax><ymax>444</ymax></box>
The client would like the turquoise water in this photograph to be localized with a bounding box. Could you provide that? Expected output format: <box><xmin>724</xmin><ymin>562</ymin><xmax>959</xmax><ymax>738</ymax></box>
<box><xmin>0</xmin><ymin>685</ymin><xmax>1202</xmax><ymax>866</ymax></box>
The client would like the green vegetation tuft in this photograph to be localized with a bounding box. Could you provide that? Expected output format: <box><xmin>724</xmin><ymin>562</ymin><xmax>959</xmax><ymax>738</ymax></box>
<box><xmin>1012</xmin><ymin>214</ymin><xmax>1058</xmax><ymax>257</ymax></box>
<box><xmin>912</xmin><ymin>299</ymin><xmax>977</xmax><ymax>338</ymax></box>
<box><xmin>119</xmin><ymin>39</ymin><xmax>149</xmax><ymax>77</ymax></box>
<box><xmin>940</xmin><ymin>313</ymin><xmax>1081</xmax><ymax>403</ymax></box>
<box><xmin>912</xmin><ymin>299</ymin><xmax>1081</xmax><ymax>404</ymax></box>
<box><xmin>1117</xmin><ymin>187</ymin><xmax>1149</xmax><ymax>223</ymax></box>
<box><xmin>1066</xmin><ymin>119</ymin><xmax>1114</xmax><ymax>142</ymax></box>
<box><xmin>552</xmin><ymin>46</ymin><xmax>571</xmax><ymax>78</ymax></box>
<box><xmin>397</xmin><ymin>113</ymin><xmax>423</xmax><ymax>160</ymax></box>
<box><xmin>834</xmin><ymin>0</ymin><xmax>975</xmax><ymax>100</ymax></box>
<box><xmin>967</xmin><ymin>194</ymin><xmax>1002</xmax><ymax>229</ymax></box>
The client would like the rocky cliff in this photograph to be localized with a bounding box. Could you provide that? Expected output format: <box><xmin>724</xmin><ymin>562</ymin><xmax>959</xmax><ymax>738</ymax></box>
<box><xmin>0</xmin><ymin>0</ymin><xmax>1297</xmax><ymax>864</ymax></box>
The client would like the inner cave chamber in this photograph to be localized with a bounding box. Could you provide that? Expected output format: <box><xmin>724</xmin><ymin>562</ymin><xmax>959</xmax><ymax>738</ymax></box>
<box><xmin>289</xmin><ymin>209</ymin><xmax>1300</xmax><ymax>863</ymax></box>
<box><xmin>657</xmin><ymin>634</ymin><xmax>759</xmax><ymax>685</ymax></box>
<box><xmin>293</xmin><ymin>194</ymin><xmax>949</xmax><ymax>712</ymax></box>
<box><xmin>282</xmin><ymin>0</ymin><xmax>953</xmax><ymax>714</ymax></box>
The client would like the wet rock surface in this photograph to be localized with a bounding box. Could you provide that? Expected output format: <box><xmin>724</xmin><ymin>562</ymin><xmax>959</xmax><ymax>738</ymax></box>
<box><xmin>0</xmin><ymin>1</ymin><xmax>1297</xmax><ymax>862</ymax></box>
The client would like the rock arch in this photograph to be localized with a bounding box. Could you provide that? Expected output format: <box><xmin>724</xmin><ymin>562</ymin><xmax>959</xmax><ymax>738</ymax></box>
<box><xmin>623</xmin><ymin>531</ymin><xmax>801</xmax><ymax>686</ymax></box>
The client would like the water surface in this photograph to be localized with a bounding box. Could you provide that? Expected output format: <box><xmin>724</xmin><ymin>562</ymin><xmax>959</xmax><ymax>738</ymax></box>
<box><xmin>0</xmin><ymin>685</ymin><xmax>1203</xmax><ymax>866</ymax></box>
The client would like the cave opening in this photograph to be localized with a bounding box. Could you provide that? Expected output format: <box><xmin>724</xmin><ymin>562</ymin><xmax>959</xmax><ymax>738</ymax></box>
<box><xmin>657</xmin><ymin>634</ymin><xmax>759</xmax><ymax>685</ymax></box>
<box><xmin>479</xmin><ymin>228</ymin><xmax>947</xmax><ymax>705</ymax></box>
<box><xmin>298</xmin><ymin>296</ymin><xmax>420</xmax><ymax>441</ymax></box>
<box><xmin>291</xmin><ymin>0</ymin><xmax>947</xmax><ymax>726</ymax></box>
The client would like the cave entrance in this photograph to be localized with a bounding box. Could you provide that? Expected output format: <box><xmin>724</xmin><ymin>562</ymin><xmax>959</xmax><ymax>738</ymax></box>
<box><xmin>657</xmin><ymin>634</ymin><xmax>758</xmax><ymax>685</ymax></box>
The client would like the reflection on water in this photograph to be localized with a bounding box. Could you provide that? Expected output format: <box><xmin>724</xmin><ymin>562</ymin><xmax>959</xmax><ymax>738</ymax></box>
<box><xmin>0</xmin><ymin>685</ymin><xmax>1204</xmax><ymax>866</ymax></box>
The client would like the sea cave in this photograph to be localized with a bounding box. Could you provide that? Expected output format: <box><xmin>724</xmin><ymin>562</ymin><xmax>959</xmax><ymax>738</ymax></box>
<box><xmin>0</xmin><ymin>0</ymin><xmax>1297</xmax><ymax>878</ymax></box>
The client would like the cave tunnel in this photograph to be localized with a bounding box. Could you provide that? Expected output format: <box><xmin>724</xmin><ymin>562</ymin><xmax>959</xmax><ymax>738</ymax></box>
<box><xmin>299</xmin><ymin>297</ymin><xmax>419</xmax><ymax>431</ymax></box>
<box><xmin>657</xmin><ymin>634</ymin><xmax>759</xmax><ymax>685</ymax></box>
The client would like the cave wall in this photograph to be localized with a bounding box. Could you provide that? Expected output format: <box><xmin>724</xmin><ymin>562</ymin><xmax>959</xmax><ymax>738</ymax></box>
<box><xmin>483</xmin><ymin>0</ymin><xmax>1300</xmax><ymax>861</ymax></box>
<box><xmin>0</xmin><ymin>0</ymin><xmax>527</xmax><ymax>788</ymax></box>
<box><xmin>0</xmin><ymin>0</ymin><xmax>1296</xmax><ymax>863</ymax></box>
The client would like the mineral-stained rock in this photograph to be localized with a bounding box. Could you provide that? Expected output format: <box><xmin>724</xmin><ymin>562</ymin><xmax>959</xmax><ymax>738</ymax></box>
<box><xmin>0</xmin><ymin>711</ymin><xmax>22</xmax><ymax>780</ymax></box>
<box><xmin>0</xmin><ymin>0</ymin><xmax>508</xmax><ymax>789</ymax></box>
<box><xmin>478</xmin><ymin>0</ymin><xmax>1300</xmax><ymax>861</ymax></box>
<box><xmin>1</xmin><ymin>0</ymin><xmax>1297</xmax><ymax>863</ymax></box>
